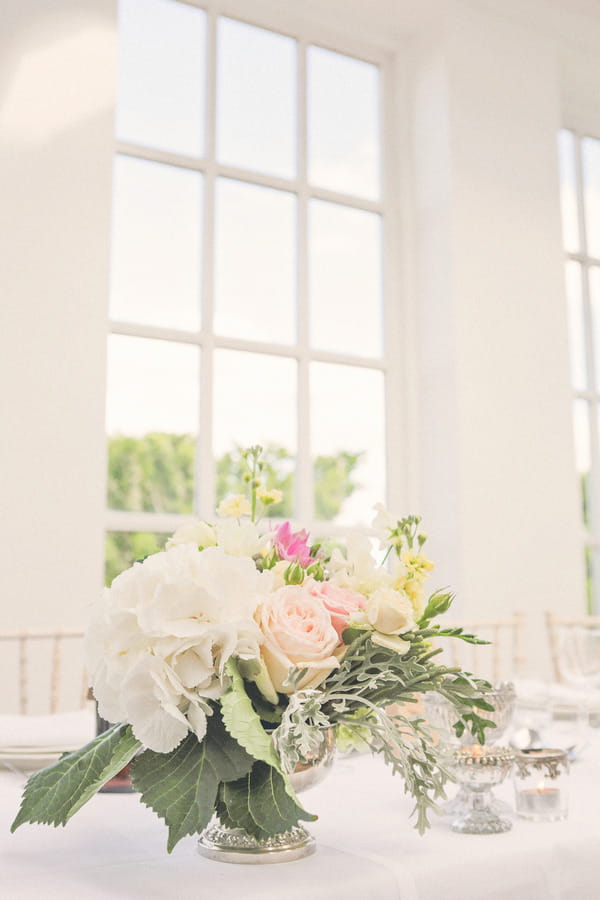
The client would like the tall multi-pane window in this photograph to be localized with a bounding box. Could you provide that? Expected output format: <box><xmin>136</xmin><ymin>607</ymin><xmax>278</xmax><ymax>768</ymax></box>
<box><xmin>558</xmin><ymin>129</ymin><xmax>600</xmax><ymax>613</ymax></box>
<box><xmin>106</xmin><ymin>0</ymin><xmax>393</xmax><ymax>583</ymax></box>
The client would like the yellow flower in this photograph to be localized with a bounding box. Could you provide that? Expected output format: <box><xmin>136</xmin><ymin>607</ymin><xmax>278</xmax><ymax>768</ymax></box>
<box><xmin>404</xmin><ymin>578</ymin><xmax>426</xmax><ymax>619</ymax></box>
<box><xmin>256</xmin><ymin>487</ymin><xmax>283</xmax><ymax>505</ymax></box>
<box><xmin>401</xmin><ymin>550</ymin><xmax>434</xmax><ymax>577</ymax></box>
<box><xmin>217</xmin><ymin>494</ymin><xmax>252</xmax><ymax>518</ymax></box>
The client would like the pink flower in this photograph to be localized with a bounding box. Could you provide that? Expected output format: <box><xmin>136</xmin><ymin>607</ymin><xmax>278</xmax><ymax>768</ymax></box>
<box><xmin>273</xmin><ymin>521</ymin><xmax>315</xmax><ymax>567</ymax></box>
<box><xmin>305</xmin><ymin>579</ymin><xmax>366</xmax><ymax>638</ymax></box>
<box><xmin>257</xmin><ymin>583</ymin><xmax>342</xmax><ymax>693</ymax></box>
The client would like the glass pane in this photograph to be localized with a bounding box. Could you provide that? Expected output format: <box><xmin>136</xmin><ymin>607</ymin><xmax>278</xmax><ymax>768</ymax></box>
<box><xmin>116</xmin><ymin>0</ymin><xmax>206</xmax><ymax>156</ymax></box>
<box><xmin>105</xmin><ymin>531</ymin><xmax>169</xmax><ymax>586</ymax></box>
<box><xmin>214</xmin><ymin>179</ymin><xmax>296</xmax><ymax>343</ymax></box>
<box><xmin>311</xmin><ymin>363</ymin><xmax>385</xmax><ymax>523</ymax></box>
<box><xmin>557</xmin><ymin>130</ymin><xmax>581</xmax><ymax>254</ymax></box>
<box><xmin>585</xmin><ymin>547</ymin><xmax>594</xmax><ymax>615</ymax></box>
<box><xmin>565</xmin><ymin>261</ymin><xmax>587</xmax><ymax>391</ymax></box>
<box><xmin>308</xmin><ymin>47</ymin><xmax>380</xmax><ymax>200</ymax></box>
<box><xmin>573</xmin><ymin>399</ymin><xmax>591</xmax><ymax>529</ymax></box>
<box><xmin>214</xmin><ymin>351</ymin><xmax>297</xmax><ymax>513</ymax></box>
<box><xmin>588</xmin><ymin>267</ymin><xmax>600</xmax><ymax>391</ymax></box>
<box><xmin>309</xmin><ymin>201</ymin><xmax>382</xmax><ymax>357</ymax></box>
<box><xmin>110</xmin><ymin>155</ymin><xmax>203</xmax><ymax>330</ymax></box>
<box><xmin>107</xmin><ymin>335</ymin><xmax>199</xmax><ymax>513</ymax></box>
<box><xmin>582</xmin><ymin>136</ymin><xmax>600</xmax><ymax>258</ymax></box>
<box><xmin>217</xmin><ymin>18</ymin><xmax>296</xmax><ymax>178</ymax></box>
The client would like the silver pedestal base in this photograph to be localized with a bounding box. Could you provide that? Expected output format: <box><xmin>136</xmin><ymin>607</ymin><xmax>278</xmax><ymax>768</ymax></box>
<box><xmin>451</xmin><ymin>812</ymin><xmax>512</xmax><ymax>834</ymax></box>
<box><xmin>198</xmin><ymin>821</ymin><xmax>316</xmax><ymax>864</ymax></box>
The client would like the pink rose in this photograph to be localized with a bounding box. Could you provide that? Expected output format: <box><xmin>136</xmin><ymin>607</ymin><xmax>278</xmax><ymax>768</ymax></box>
<box><xmin>257</xmin><ymin>583</ymin><xmax>342</xmax><ymax>694</ymax></box>
<box><xmin>273</xmin><ymin>521</ymin><xmax>315</xmax><ymax>567</ymax></box>
<box><xmin>305</xmin><ymin>579</ymin><xmax>366</xmax><ymax>638</ymax></box>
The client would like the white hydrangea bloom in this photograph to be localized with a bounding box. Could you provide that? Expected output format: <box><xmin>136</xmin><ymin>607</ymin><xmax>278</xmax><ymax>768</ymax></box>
<box><xmin>85</xmin><ymin>543</ymin><xmax>273</xmax><ymax>753</ymax></box>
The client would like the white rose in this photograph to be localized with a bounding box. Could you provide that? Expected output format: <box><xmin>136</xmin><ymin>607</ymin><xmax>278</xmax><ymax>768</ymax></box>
<box><xmin>366</xmin><ymin>587</ymin><xmax>416</xmax><ymax>635</ymax></box>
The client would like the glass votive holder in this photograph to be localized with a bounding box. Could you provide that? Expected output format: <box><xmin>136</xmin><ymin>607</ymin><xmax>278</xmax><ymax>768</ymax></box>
<box><xmin>513</xmin><ymin>749</ymin><xmax>569</xmax><ymax>822</ymax></box>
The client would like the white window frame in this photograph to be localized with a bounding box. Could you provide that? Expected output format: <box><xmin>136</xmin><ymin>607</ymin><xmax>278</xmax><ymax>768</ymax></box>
<box><xmin>106</xmin><ymin>0</ymin><xmax>406</xmax><ymax>544</ymax></box>
<box><xmin>561</xmin><ymin>127</ymin><xmax>600</xmax><ymax>613</ymax></box>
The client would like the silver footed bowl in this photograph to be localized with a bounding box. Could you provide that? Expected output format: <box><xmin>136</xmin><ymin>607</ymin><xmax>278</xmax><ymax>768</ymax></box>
<box><xmin>198</xmin><ymin>726</ymin><xmax>336</xmax><ymax>864</ymax></box>
<box><xmin>446</xmin><ymin>746</ymin><xmax>515</xmax><ymax>834</ymax></box>
<box><xmin>424</xmin><ymin>681</ymin><xmax>516</xmax><ymax>745</ymax></box>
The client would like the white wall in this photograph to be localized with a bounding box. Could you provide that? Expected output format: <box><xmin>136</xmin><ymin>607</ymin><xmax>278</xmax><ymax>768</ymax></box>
<box><xmin>409</xmin><ymin>1</ymin><xmax>588</xmax><ymax>674</ymax></box>
<box><xmin>0</xmin><ymin>0</ymin><xmax>116</xmax><ymax>631</ymax></box>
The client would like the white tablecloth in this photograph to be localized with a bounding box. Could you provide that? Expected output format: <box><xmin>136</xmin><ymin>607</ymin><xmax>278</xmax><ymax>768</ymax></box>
<box><xmin>2</xmin><ymin>746</ymin><xmax>600</xmax><ymax>900</ymax></box>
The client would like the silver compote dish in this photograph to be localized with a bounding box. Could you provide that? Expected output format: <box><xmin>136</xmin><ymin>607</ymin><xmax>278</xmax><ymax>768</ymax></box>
<box><xmin>424</xmin><ymin>681</ymin><xmax>516</xmax><ymax>816</ymax></box>
<box><xmin>446</xmin><ymin>745</ymin><xmax>515</xmax><ymax>834</ymax></box>
<box><xmin>197</xmin><ymin>727</ymin><xmax>336</xmax><ymax>864</ymax></box>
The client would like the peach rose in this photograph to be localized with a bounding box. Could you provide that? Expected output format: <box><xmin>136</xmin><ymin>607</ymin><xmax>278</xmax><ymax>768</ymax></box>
<box><xmin>257</xmin><ymin>583</ymin><xmax>342</xmax><ymax>694</ymax></box>
<box><xmin>305</xmin><ymin>579</ymin><xmax>366</xmax><ymax>638</ymax></box>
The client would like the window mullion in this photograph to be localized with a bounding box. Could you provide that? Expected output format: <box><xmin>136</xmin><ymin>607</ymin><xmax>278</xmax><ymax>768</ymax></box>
<box><xmin>198</xmin><ymin>7</ymin><xmax>218</xmax><ymax>520</ymax></box>
<box><xmin>295</xmin><ymin>38</ymin><xmax>312</xmax><ymax>524</ymax></box>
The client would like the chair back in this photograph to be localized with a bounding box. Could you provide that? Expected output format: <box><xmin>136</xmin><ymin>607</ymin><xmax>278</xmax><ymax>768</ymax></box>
<box><xmin>545</xmin><ymin>612</ymin><xmax>600</xmax><ymax>683</ymax></box>
<box><xmin>433</xmin><ymin>613</ymin><xmax>526</xmax><ymax>685</ymax></box>
<box><xmin>0</xmin><ymin>628</ymin><xmax>88</xmax><ymax>714</ymax></box>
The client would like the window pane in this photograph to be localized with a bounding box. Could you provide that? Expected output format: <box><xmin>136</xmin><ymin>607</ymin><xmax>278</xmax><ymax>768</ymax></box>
<box><xmin>585</xmin><ymin>546</ymin><xmax>594</xmax><ymax>615</ymax></box>
<box><xmin>311</xmin><ymin>363</ymin><xmax>385</xmax><ymax>523</ymax></box>
<box><xmin>557</xmin><ymin>130</ymin><xmax>581</xmax><ymax>254</ymax></box>
<box><xmin>582</xmin><ymin>136</ymin><xmax>600</xmax><ymax>258</ymax></box>
<box><xmin>110</xmin><ymin>156</ymin><xmax>203</xmax><ymax>330</ymax></box>
<box><xmin>105</xmin><ymin>531</ymin><xmax>169</xmax><ymax>585</ymax></box>
<box><xmin>214</xmin><ymin>351</ymin><xmax>297</xmax><ymax>513</ymax></box>
<box><xmin>573</xmin><ymin>399</ymin><xmax>591</xmax><ymax>529</ymax></box>
<box><xmin>565</xmin><ymin>261</ymin><xmax>587</xmax><ymax>391</ymax></box>
<box><xmin>309</xmin><ymin>201</ymin><xmax>382</xmax><ymax>356</ymax></box>
<box><xmin>107</xmin><ymin>335</ymin><xmax>199</xmax><ymax>513</ymax></box>
<box><xmin>215</xmin><ymin>179</ymin><xmax>296</xmax><ymax>343</ymax></box>
<box><xmin>217</xmin><ymin>18</ymin><xmax>296</xmax><ymax>178</ymax></box>
<box><xmin>308</xmin><ymin>47</ymin><xmax>380</xmax><ymax>200</ymax></box>
<box><xmin>588</xmin><ymin>267</ymin><xmax>600</xmax><ymax>391</ymax></box>
<box><xmin>116</xmin><ymin>0</ymin><xmax>206</xmax><ymax>156</ymax></box>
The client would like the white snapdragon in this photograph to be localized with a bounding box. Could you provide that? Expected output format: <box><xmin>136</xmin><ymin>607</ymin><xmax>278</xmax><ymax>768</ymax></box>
<box><xmin>166</xmin><ymin>520</ymin><xmax>217</xmax><ymax>550</ymax></box>
<box><xmin>217</xmin><ymin>494</ymin><xmax>252</xmax><ymax>518</ymax></box>
<box><xmin>329</xmin><ymin>534</ymin><xmax>393</xmax><ymax>597</ymax></box>
<box><xmin>215</xmin><ymin>517</ymin><xmax>269</xmax><ymax>558</ymax></box>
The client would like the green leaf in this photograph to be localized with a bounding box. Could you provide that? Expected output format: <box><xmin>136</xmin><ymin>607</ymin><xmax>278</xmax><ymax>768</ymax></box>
<box><xmin>221</xmin><ymin>659</ymin><xmax>282</xmax><ymax>772</ymax></box>
<box><xmin>130</xmin><ymin>712</ymin><xmax>254</xmax><ymax>853</ymax></box>
<box><xmin>220</xmin><ymin>776</ymin><xmax>269</xmax><ymax>839</ymax></box>
<box><xmin>222</xmin><ymin>762</ymin><xmax>317</xmax><ymax>839</ymax></box>
<box><xmin>11</xmin><ymin>723</ymin><xmax>141</xmax><ymax>832</ymax></box>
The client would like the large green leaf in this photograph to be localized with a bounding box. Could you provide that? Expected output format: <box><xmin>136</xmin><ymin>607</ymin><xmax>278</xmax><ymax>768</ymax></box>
<box><xmin>130</xmin><ymin>712</ymin><xmax>254</xmax><ymax>853</ymax></box>
<box><xmin>221</xmin><ymin>659</ymin><xmax>282</xmax><ymax>772</ymax></box>
<box><xmin>222</xmin><ymin>762</ymin><xmax>317</xmax><ymax>839</ymax></box>
<box><xmin>11</xmin><ymin>723</ymin><xmax>141</xmax><ymax>832</ymax></box>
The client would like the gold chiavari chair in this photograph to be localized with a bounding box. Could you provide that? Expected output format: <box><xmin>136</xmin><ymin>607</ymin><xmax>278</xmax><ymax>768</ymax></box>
<box><xmin>432</xmin><ymin>613</ymin><xmax>526</xmax><ymax>684</ymax></box>
<box><xmin>0</xmin><ymin>628</ymin><xmax>88</xmax><ymax>714</ymax></box>
<box><xmin>545</xmin><ymin>612</ymin><xmax>600</xmax><ymax>683</ymax></box>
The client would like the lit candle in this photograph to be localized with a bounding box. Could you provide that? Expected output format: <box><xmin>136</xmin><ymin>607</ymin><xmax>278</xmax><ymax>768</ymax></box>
<box><xmin>516</xmin><ymin>779</ymin><xmax>562</xmax><ymax>817</ymax></box>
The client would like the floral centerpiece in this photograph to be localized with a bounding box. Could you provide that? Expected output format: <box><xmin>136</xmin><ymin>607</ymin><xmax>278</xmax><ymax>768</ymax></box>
<box><xmin>12</xmin><ymin>446</ymin><xmax>493</xmax><ymax>859</ymax></box>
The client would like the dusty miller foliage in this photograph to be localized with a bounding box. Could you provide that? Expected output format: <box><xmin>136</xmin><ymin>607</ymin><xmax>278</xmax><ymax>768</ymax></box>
<box><xmin>281</xmin><ymin>621</ymin><xmax>495</xmax><ymax>834</ymax></box>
